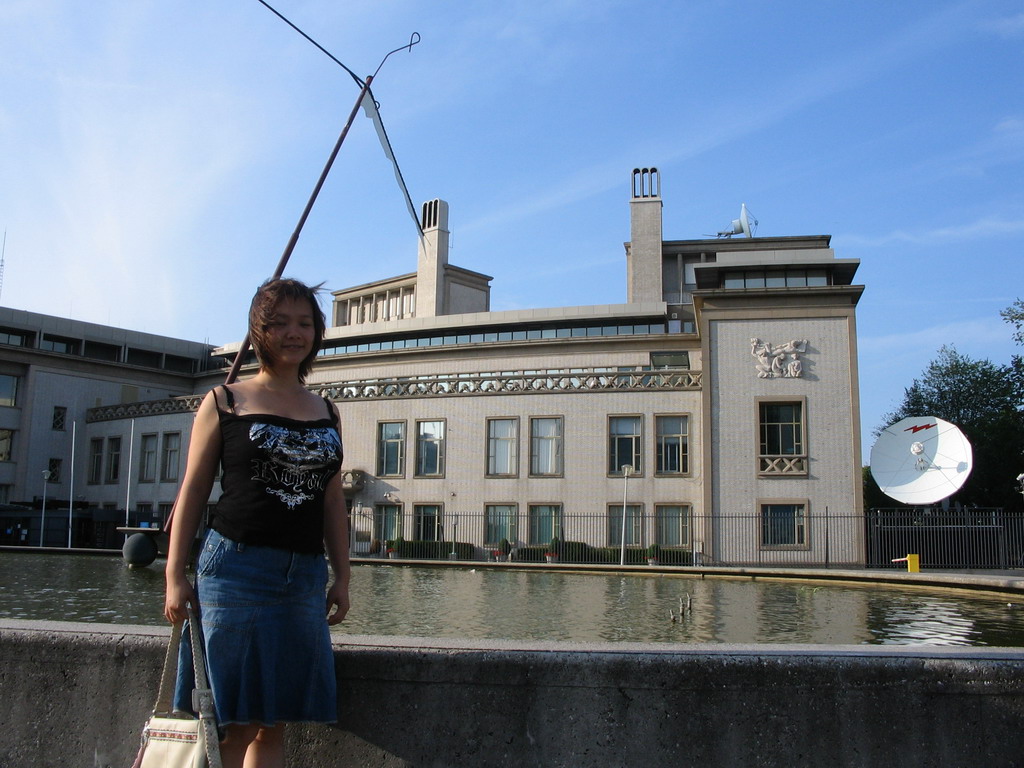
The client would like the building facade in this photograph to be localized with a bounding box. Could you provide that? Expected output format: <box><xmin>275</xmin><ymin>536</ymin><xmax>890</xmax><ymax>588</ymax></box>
<box><xmin>1</xmin><ymin>168</ymin><xmax>864</xmax><ymax>563</ymax></box>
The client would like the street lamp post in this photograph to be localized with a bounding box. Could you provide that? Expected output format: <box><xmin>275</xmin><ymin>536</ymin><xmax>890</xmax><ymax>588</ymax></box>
<box><xmin>39</xmin><ymin>470</ymin><xmax>52</xmax><ymax>547</ymax></box>
<box><xmin>619</xmin><ymin>465</ymin><xmax>632</xmax><ymax>566</ymax></box>
<box><xmin>450</xmin><ymin>513</ymin><xmax>459</xmax><ymax>559</ymax></box>
<box><xmin>350</xmin><ymin>502</ymin><xmax>361</xmax><ymax>556</ymax></box>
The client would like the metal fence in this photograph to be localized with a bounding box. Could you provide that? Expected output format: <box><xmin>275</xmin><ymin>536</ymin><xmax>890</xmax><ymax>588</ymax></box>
<box><xmin>349</xmin><ymin>508</ymin><xmax>1024</xmax><ymax>570</ymax></box>
<box><xmin>866</xmin><ymin>508</ymin><xmax>1024</xmax><ymax>570</ymax></box>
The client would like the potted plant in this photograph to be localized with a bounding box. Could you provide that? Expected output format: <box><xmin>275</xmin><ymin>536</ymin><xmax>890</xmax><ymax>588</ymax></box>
<box><xmin>646</xmin><ymin>544</ymin><xmax>661</xmax><ymax>566</ymax></box>
<box><xmin>546</xmin><ymin>538</ymin><xmax>561</xmax><ymax>563</ymax></box>
<box><xmin>388</xmin><ymin>537</ymin><xmax>404</xmax><ymax>559</ymax></box>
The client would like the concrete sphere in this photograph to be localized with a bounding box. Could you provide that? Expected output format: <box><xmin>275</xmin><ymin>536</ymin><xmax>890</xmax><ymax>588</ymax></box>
<box><xmin>122</xmin><ymin>532</ymin><xmax>158</xmax><ymax>567</ymax></box>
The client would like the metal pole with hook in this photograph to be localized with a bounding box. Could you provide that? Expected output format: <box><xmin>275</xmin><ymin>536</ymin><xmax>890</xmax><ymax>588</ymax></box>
<box><xmin>165</xmin><ymin>15</ymin><xmax>419</xmax><ymax>533</ymax></box>
<box><xmin>225</xmin><ymin>6</ymin><xmax>420</xmax><ymax>383</ymax></box>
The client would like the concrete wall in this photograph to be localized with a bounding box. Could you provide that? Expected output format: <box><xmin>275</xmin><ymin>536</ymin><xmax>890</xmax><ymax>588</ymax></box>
<box><xmin>3</xmin><ymin>620</ymin><xmax>1024</xmax><ymax>768</ymax></box>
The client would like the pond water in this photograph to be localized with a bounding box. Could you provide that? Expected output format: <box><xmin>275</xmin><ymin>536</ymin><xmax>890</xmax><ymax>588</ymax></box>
<box><xmin>3</xmin><ymin>552</ymin><xmax>1024</xmax><ymax>646</ymax></box>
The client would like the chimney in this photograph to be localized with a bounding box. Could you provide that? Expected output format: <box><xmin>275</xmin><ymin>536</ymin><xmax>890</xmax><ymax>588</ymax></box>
<box><xmin>627</xmin><ymin>167</ymin><xmax>663</xmax><ymax>303</ymax></box>
<box><xmin>416</xmin><ymin>199</ymin><xmax>450</xmax><ymax>318</ymax></box>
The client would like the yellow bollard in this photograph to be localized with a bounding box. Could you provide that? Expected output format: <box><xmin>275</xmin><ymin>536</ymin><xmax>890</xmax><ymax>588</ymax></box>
<box><xmin>890</xmin><ymin>554</ymin><xmax>921</xmax><ymax>573</ymax></box>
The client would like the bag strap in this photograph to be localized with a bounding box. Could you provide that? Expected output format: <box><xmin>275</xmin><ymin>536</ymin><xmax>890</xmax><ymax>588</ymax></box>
<box><xmin>188</xmin><ymin>605</ymin><xmax>222</xmax><ymax>768</ymax></box>
<box><xmin>149</xmin><ymin>605</ymin><xmax>222</xmax><ymax>768</ymax></box>
<box><xmin>152</xmin><ymin>620</ymin><xmax>183</xmax><ymax>715</ymax></box>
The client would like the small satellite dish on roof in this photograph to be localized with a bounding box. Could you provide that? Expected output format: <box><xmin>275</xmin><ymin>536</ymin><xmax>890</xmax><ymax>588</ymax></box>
<box><xmin>869</xmin><ymin>416</ymin><xmax>973</xmax><ymax>505</ymax></box>
<box><xmin>717</xmin><ymin>203</ymin><xmax>757</xmax><ymax>238</ymax></box>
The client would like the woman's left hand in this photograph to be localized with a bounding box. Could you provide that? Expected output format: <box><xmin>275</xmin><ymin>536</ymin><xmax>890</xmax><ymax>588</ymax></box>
<box><xmin>325</xmin><ymin>581</ymin><xmax>350</xmax><ymax>625</ymax></box>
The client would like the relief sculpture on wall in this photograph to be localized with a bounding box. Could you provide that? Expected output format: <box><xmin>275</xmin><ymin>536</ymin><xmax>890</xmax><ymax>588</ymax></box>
<box><xmin>750</xmin><ymin>338</ymin><xmax>807</xmax><ymax>378</ymax></box>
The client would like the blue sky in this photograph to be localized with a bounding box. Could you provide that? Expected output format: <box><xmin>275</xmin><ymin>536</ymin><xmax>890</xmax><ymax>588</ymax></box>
<box><xmin>2</xmin><ymin>0</ymin><xmax>1022</xmax><ymax>462</ymax></box>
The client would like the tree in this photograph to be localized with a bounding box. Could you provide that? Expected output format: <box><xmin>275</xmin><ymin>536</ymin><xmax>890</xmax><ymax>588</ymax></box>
<box><xmin>876</xmin><ymin>345</ymin><xmax>1024</xmax><ymax>512</ymax></box>
<box><xmin>1001</xmin><ymin>299</ymin><xmax>1024</xmax><ymax>347</ymax></box>
<box><xmin>1002</xmin><ymin>299</ymin><xmax>1024</xmax><ymax>405</ymax></box>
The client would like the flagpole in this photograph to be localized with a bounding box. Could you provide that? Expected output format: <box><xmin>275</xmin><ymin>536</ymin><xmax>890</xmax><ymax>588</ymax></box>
<box><xmin>67</xmin><ymin>421</ymin><xmax>76</xmax><ymax>548</ymax></box>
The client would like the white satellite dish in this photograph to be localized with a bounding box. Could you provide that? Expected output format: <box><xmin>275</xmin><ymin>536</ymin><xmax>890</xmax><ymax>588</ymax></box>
<box><xmin>717</xmin><ymin>203</ymin><xmax>758</xmax><ymax>238</ymax></box>
<box><xmin>869</xmin><ymin>416</ymin><xmax>973</xmax><ymax>505</ymax></box>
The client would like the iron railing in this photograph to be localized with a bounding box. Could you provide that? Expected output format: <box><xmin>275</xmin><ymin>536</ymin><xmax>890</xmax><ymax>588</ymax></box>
<box><xmin>349</xmin><ymin>508</ymin><xmax>1024</xmax><ymax>570</ymax></box>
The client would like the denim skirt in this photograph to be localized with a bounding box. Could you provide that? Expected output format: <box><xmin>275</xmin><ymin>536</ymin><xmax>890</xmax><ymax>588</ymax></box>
<box><xmin>173</xmin><ymin>529</ymin><xmax>337</xmax><ymax>726</ymax></box>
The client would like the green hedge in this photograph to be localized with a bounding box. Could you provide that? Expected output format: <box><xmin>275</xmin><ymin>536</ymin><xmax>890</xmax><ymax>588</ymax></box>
<box><xmin>513</xmin><ymin>540</ymin><xmax>693</xmax><ymax>565</ymax></box>
<box><xmin>386</xmin><ymin>539</ymin><xmax>475</xmax><ymax>560</ymax></box>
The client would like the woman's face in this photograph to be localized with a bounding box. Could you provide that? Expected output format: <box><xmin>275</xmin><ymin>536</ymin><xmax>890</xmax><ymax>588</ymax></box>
<box><xmin>265</xmin><ymin>296</ymin><xmax>316</xmax><ymax>370</ymax></box>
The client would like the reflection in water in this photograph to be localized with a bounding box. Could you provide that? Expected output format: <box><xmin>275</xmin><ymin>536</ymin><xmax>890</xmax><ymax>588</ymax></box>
<box><xmin>2</xmin><ymin>552</ymin><xmax>1024</xmax><ymax>646</ymax></box>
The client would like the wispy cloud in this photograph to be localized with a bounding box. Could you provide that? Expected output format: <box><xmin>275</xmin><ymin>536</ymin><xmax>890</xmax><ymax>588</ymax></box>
<box><xmin>861</xmin><ymin>316</ymin><xmax>1014</xmax><ymax>358</ymax></box>
<box><xmin>978</xmin><ymin>12</ymin><xmax>1024</xmax><ymax>37</ymax></box>
<box><xmin>460</xmin><ymin>1</ymin><xmax>988</xmax><ymax>236</ymax></box>
<box><xmin>839</xmin><ymin>214</ymin><xmax>1024</xmax><ymax>247</ymax></box>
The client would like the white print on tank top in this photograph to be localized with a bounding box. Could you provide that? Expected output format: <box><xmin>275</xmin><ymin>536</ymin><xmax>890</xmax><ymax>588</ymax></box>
<box><xmin>248</xmin><ymin>422</ymin><xmax>342</xmax><ymax>509</ymax></box>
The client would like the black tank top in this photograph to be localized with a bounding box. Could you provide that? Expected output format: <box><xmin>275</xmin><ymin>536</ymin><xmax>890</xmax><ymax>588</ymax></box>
<box><xmin>209</xmin><ymin>386</ymin><xmax>343</xmax><ymax>554</ymax></box>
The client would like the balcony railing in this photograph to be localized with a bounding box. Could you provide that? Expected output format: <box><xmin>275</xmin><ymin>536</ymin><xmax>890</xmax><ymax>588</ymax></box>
<box><xmin>758</xmin><ymin>455</ymin><xmax>808</xmax><ymax>475</ymax></box>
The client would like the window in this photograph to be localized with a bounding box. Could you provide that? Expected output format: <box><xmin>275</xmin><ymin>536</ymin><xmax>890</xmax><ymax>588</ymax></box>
<box><xmin>529</xmin><ymin>417</ymin><xmax>563</xmax><ymax>476</ymax></box>
<box><xmin>40</xmin><ymin>334</ymin><xmax>79</xmax><ymax>354</ymax></box>
<box><xmin>609</xmin><ymin>416</ymin><xmax>642</xmax><ymax>475</ymax></box>
<box><xmin>52</xmin><ymin>406</ymin><xmax>67</xmax><ymax>431</ymax></box>
<box><xmin>528</xmin><ymin>504</ymin><xmax>562</xmax><ymax>545</ymax></box>
<box><xmin>47</xmin><ymin>458</ymin><xmax>62</xmax><ymax>483</ymax></box>
<box><xmin>136</xmin><ymin>503</ymin><xmax>156</xmax><ymax>527</ymax></box>
<box><xmin>485</xmin><ymin>504</ymin><xmax>517</xmax><ymax>546</ymax></box>
<box><xmin>0</xmin><ymin>429</ymin><xmax>12</xmax><ymax>462</ymax></box>
<box><xmin>650</xmin><ymin>352</ymin><xmax>689</xmax><ymax>369</ymax></box>
<box><xmin>126</xmin><ymin>348</ymin><xmax>162</xmax><ymax>367</ymax></box>
<box><xmin>158</xmin><ymin>503</ymin><xmax>174</xmax><ymax>526</ymax></box>
<box><xmin>487</xmin><ymin>418</ymin><xmax>518</xmax><ymax>477</ymax></box>
<box><xmin>723</xmin><ymin>268</ymin><xmax>832</xmax><ymax>289</ymax></box>
<box><xmin>761</xmin><ymin>502</ymin><xmax>808</xmax><ymax>548</ymax></box>
<box><xmin>161</xmin><ymin>433</ymin><xmax>181</xmax><ymax>482</ymax></box>
<box><xmin>415</xmin><ymin>421</ymin><xmax>445</xmax><ymax>477</ymax></box>
<box><xmin>656</xmin><ymin>415</ymin><xmax>688</xmax><ymax>475</ymax></box>
<box><xmin>656</xmin><ymin>504</ymin><xmax>691</xmax><ymax>547</ymax></box>
<box><xmin>83</xmin><ymin>340</ymin><xmax>121</xmax><ymax>361</ymax></box>
<box><xmin>377</xmin><ymin>422</ymin><xmax>406</xmax><ymax>477</ymax></box>
<box><xmin>0</xmin><ymin>327</ymin><xmax>30</xmax><ymax>347</ymax></box>
<box><xmin>164</xmin><ymin>354</ymin><xmax>194</xmax><ymax>373</ymax></box>
<box><xmin>105</xmin><ymin>437</ymin><xmax>121</xmax><ymax>483</ymax></box>
<box><xmin>88</xmin><ymin>439</ymin><xmax>103</xmax><ymax>484</ymax></box>
<box><xmin>608</xmin><ymin>504</ymin><xmax>643</xmax><ymax>547</ymax></box>
<box><xmin>374</xmin><ymin>504</ymin><xmax>402</xmax><ymax>542</ymax></box>
<box><xmin>139</xmin><ymin>434</ymin><xmax>158</xmax><ymax>482</ymax></box>
<box><xmin>0</xmin><ymin>374</ymin><xmax>17</xmax><ymax>407</ymax></box>
<box><xmin>758</xmin><ymin>400</ymin><xmax>806</xmax><ymax>474</ymax></box>
<box><xmin>414</xmin><ymin>504</ymin><xmax>442</xmax><ymax>541</ymax></box>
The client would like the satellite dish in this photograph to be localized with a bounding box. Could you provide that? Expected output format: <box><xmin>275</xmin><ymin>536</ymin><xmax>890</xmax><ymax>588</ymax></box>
<box><xmin>716</xmin><ymin>203</ymin><xmax>758</xmax><ymax>238</ymax></box>
<box><xmin>869</xmin><ymin>416</ymin><xmax>973</xmax><ymax>505</ymax></box>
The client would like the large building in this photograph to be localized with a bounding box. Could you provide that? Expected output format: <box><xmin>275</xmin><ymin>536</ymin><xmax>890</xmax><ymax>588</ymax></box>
<box><xmin>1</xmin><ymin>168</ymin><xmax>864</xmax><ymax>564</ymax></box>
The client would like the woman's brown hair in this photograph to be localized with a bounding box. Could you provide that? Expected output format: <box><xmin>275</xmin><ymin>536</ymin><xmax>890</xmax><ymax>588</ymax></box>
<box><xmin>248</xmin><ymin>278</ymin><xmax>326</xmax><ymax>382</ymax></box>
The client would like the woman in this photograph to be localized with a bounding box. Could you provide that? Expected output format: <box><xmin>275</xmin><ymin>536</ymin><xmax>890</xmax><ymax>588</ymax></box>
<box><xmin>164</xmin><ymin>278</ymin><xmax>350</xmax><ymax>768</ymax></box>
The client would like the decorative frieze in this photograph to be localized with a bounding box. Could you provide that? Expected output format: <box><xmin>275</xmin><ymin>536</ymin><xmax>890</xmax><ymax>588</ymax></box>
<box><xmin>750</xmin><ymin>338</ymin><xmax>807</xmax><ymax>379</ymax></box>
<box><xmin>87</xmin><ymin>395</ymin><xmax>204</xmax><ymax>423</ymax></box>
<box><xmin>87</xmin><ymin>368</ymin><xmax>701</xmax><ymax>422</ymax></box>
<box><xmin>315</xmin><ymin>369</ymin><xmax>701</xmax><ymax>402</ymax></box>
